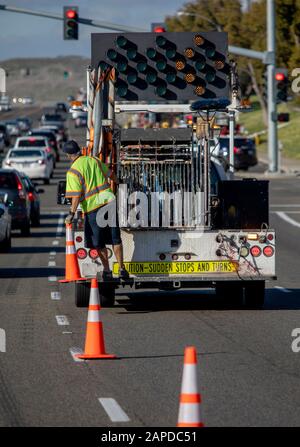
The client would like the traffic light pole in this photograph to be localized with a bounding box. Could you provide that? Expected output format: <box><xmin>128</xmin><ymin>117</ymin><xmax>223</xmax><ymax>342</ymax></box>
<box><xmin>267</xmin><ymin>0</ymin><xmax>278</xmax><ymax>173</ymax></box>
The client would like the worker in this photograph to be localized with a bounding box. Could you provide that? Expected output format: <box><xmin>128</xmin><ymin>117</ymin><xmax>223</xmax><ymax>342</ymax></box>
<box><xmin>63</xmin><ymin>140</ymin><xmax>128</xmax><ymax>280</ymax></box>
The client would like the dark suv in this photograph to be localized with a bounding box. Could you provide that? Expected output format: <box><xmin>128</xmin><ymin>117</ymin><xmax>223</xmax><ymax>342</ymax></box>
<box><xmin>0</xmin><ymin>169</ymin><xmax>31</xmax><ymax>236</ymax></box>
<box><xmin>218</xmin><ymin>137</ymin><xmax>258</xmax><ymax>171</ymax></box>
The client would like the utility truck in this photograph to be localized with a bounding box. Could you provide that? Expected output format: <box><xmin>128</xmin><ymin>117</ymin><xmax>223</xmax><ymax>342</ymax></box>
<box><xmin>58</xmin><ymin>31</ymin><xmax>276</xmax><ymax>308</ymax></box>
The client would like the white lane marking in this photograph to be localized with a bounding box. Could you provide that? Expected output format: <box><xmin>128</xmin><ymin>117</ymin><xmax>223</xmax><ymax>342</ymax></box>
<box><xmin>62</xmin><ymin>331</ymin><xmax>72</xmax><ymax>334</ymax></box>
<box><xmin>52</xmin><ymin>240</ymin><xmax>59</xmax><ymax>245</ymax></box>
<box><xmin>271</xmin><ymin>204</ymin><xmax>300</xmax><ymax>207</ymax></box>
<box><xmin>48</xmin><ymin>261</ymin><xmax>56</xmax><ymax>267</ymax></box>
<box><xmin>274</xmin><ymin>286</ymin><xmax>292</xmax><ymax>293</ymax></box>
<box><xmin>271</xmin><ymin>211</ymin><xmax>300</xmax><ymax>214</ymax></box>
<box><xmin>48</xmin><ymin>276</ymin><xmax>57</xmax><ymax>282</ymax></box>
<box><xmin>276</xmin><ymin>211</ymin><xmax>300</xmax><ymax>228</ymax></box>
<box><xmin>98</xmin><ymin>398</ymin><xmax>130</xmax><ymax>423</ymax></box>
<box><xmin>70</xmin><ymin>347</ymin><xmax>85</xmax><ymax>362</ymax></box>
<box><xmin>51</xmin><ymin>291</ymin><xmax>61</xmax><ymax>300</ymax></box>
<box><xmin>50</xmin><ymin>251</ymin><xmax>57</xmax><ymax>256</ymax></box>
<box><xmin>56</xmin><ymin>315</ymin><xmax>70</xmax><ymax>326</ymax></box>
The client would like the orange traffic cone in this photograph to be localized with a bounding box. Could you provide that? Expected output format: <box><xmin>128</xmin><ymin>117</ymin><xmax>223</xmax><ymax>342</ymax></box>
<box><xmin>59</xmin><ymin>223</ymin><xmax>85</xmax><ymax>283</ymax></box>
<box><xmin>177</xmin><ymin>346</ymin><xmax>204</xmax><ymax>427</ymax></box>
<box><xmin>76</xmin><ymin>278</ymin><xmax>117</xmax><ymax>359</ymax></box>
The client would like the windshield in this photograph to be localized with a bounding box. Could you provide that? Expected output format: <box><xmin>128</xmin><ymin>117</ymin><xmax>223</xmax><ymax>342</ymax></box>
<box><xmin>0</xmin><ymin>172</ymin><xmax>18</xmax><ymax>189</ymax></box>
<box><xmin>10</xmin><ymin>150</ymin><xmax>44</xmax><ymax>158</ymax></box>
<box><xmin>18</xmin><ymin>139</ymin><xmax>47</xmax><ymax>147</ymax></box>
<box><xmin>44</xmin><ymin>114</ymin><xmax>62</xmax><ymax>121</ymax></box>
<box><xmin>219</xmin><ymin>138</ymin><xmax>254</xmax><ymax>148</ymax></box>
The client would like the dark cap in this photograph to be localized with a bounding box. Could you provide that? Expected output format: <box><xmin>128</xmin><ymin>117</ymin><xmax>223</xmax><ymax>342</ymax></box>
<box><xmin>63</xmin><ymin>140</ymin><xmax>81</xmax><ymax>154</ymax></box>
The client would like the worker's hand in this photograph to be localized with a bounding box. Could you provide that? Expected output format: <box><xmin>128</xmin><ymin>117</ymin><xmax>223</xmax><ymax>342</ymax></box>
<box><xmin>65</xmin><ymin>212</ymin><xmax>75</xmax><ymax>225</ymax></box>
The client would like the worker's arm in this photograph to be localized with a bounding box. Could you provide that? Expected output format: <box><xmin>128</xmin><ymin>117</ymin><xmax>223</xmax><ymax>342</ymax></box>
<box><xmin>65</xmin><ymin>169</ymin><xmax>83</xmax><ymax>224</ymax></box>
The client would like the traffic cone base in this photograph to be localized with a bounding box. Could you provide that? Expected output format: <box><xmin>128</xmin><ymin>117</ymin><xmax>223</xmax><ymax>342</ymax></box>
<box><xmin>77</xmin><ymin>278</ymin><xmax>117</xmax><ymax>360</ymax></box>
<box><xmin>75</xmin><ymin>353</ymin><xmax>117</xmax><ymax>359</ymax></box>
<box><xmin>59</xmin><ymin>278</ymin><xmax>86</xmax><ymax>283</ymax></box>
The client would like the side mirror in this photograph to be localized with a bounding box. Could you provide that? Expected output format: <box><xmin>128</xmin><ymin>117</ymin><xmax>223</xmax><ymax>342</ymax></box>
<box><xmin>57</xmin><ymin>180</ymin><xmax>71</xmax><ymax>205</ymax></box>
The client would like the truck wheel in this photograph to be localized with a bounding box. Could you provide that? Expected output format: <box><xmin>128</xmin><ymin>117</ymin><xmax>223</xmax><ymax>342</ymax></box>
<box><xmin>75</xmin><ymin>282</ymin><xmax>116</xmax><ymax>307</ymax></box>
<box><xmin>20</xmin><ymin>220</ymin><xmax>31</xmax><ymax>236</ymax></box>
<box><xmin>215</xmin><ymin>282</ymin><xmax>244</xmax><ymax>309</ymax></box>
<box><xmin>99</xmin><ymin>285</ymin><xmax>115</xmax><ymax>307</ymax></box>
<box><xmin>75</xmin><ymin>281</ymin><xmax>90</xmax><ymax>308</ymax></box>
<box><xmin>244</xmin><ymin>281</ymin><xmax>265</xmax><ymax>309</ymax></box>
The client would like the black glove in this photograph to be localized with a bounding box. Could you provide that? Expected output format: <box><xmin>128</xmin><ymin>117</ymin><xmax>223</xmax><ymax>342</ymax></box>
<box><xmin>65</xmin><ymin>211</ymin><xmax>75</xmax><ymax>225</ymax></box>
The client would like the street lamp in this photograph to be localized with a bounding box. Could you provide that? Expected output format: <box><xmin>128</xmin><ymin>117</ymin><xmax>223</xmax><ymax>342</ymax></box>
<box><xmin>176</xmin><ymin>11</ymin><xmax>223</xmax><ymax>32</ymax></box>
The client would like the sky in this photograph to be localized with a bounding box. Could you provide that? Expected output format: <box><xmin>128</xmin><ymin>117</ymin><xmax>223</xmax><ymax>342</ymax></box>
<box><xmin>0</xmin><ymin>0</ymin><xmax>189</xmax><ymax>60</ymax></box>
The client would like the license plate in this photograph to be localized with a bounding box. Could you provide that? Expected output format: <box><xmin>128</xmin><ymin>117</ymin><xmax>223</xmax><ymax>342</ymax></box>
<box><xmin>113</xmin><ymin>261</ymin><xmax>238</xmax><ymax>275</ymax></box>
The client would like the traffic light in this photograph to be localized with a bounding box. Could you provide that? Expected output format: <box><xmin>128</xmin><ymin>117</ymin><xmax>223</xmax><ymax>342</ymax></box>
<box><xmin>151</xmin><ymin>23</ymin><xmax>167</xmax><ymax>33</ymax></box>
<box><xmin>63</xmin><ymin>6</ymin><xmax>79</xmax><ymax>40</ymax></box>
<box><xmin>91</xmin><ymin>32</ymin><xmax>230</xmax><ymax>102</ymax></box>
<box><xmin>275</xmin><ymin>68</ymin><xmax>288</xmax><ymax>103</ymax></box>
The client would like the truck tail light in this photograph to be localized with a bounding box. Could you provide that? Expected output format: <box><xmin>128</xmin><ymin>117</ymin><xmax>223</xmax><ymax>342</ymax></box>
<box><xmin>250</xmin><ymin>246</ymin><xmax>261</xmax><ymax>257</ymax></box>
<box><xmin>263</xmin><ymin>246</ymin><xmax>274</xmax><ymax>257</ymax></box>
<box><xmin>240</xmin><ymin>246</ymin><xmax>249</xmax><ymax>257</ymax></box>
<box><xmin>77</xmin><ymin>248</ymin><xmax>87</xmax><ymax>259</ymax></box>
<box><xmin>267</xmin><ymin>234</ymin><xmax>274</xmax><ymax>241</ymax></box>
<box><xmin>184</xmin><ymin>253</ymin><xmax>191</xmax><ymax>260</ymax></box>
<box><xmin>234</xmin><ymin>146</ymin><xmax>242</xmax><ymax>154</ymax></box>
<box><xmin>172</xmin><ymin>254</ymin><xmax>178</xmax><ymax>261</ymax></box>
<box><xmin>28</xmin><ymin>192</ymin><xmax>34</xmax><ymax>202</ymax></box>
<box><xmin>159</xmin><ymin>253</ymin><xmax>166</xmax><ymax>260</ymax></box>
<box><xmin>76</xmin><ymin>236</ymin><xmax>83</xmax><ymax>243</ymax></box>
<box><xmin>89</xmin><ymin>249</ymin><xmax>99</xmax><ymax>259</ymax></box>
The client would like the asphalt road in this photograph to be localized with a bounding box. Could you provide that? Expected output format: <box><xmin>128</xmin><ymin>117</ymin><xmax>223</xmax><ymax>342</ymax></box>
<box><xmin>0</xmin><ymin>107</ymin><xmax>299</xmax><ymax>427</ymax></box>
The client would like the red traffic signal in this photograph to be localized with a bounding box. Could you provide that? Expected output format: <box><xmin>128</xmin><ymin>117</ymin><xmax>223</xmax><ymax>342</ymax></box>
<box><xmin>151</xmin><ymin>22</ymin><xmax>166</xmax><ymax>33</ymax></box>
<box><xmin>63</xmin><ymin>6</ymin><xmax>79</xmax><ymax>40</ymax></box>
<box><xmin>66</xmin><ymin>9</ymin><xmax>76</xmax><ymax>19</ymax></box>
<box><xmin>275</xmin><ymin>72</ymin><xmax>285</xmax><ymax>81</ymax></box>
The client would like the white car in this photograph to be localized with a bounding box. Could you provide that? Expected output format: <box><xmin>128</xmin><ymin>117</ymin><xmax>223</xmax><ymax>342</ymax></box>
<box><xmin>14</xmin><ymin>136</ymin><xmax>56</xmax><ymax>168</ymax></box>
<box><xmin>2</xmin><ymin>149</ymin><xmax>52</xmax><ymax>184</ymax></box>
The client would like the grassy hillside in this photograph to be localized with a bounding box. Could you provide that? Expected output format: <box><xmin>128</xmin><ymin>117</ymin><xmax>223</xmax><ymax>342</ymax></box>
<box><xmin>238</xmin><ymin>98</ymin><xmax>300</xmax><ymax>159</ymax></box>
<box><xmin>1</xmin><ymin>56</ymin><xmax>89</xmax><ymax>102</ymax></box>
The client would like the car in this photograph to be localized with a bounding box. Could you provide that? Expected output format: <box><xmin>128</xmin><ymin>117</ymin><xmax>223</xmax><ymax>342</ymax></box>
<box><xmin>55</xmin><ymin>102</ymin><xmax>68</xmax><ymax>113</ymax></box>
<box><xmin>211</xmin><ymin>137</ymin><xmax>258</xmax><ymax>171</ymax></box>
<box><xmin>40</xmin><ymin>124</ymin><xmax>68</xmax><ymax>145</ymax></box>
<box><xmin>14</xmin><ymin>136</ymin><xmax>56</xmax><ymax>168</ymax></box>
<box><xmin>0</xmin><ymin>169</ymin><xmax>31</xmax><ymax>235</ymax></box>
<box><xmin>16</xmin><ymin>117</ymin><xmax>32</xmax><ymax>133</ymax></box>
<box><xmin>3</xmin><ymin>148</ymin><xmax>52</xmax><ymax>185</ymax></box>
<box><xmin>0</xmin><ymin>123</ymin><xmax>11</xmax><ymax>147</ymax></box>
<box><xmin>19</xmin><ymin>173</ymin><xmax>42</xmax><ymax>226</ymax></box>
<box><xmin>28</xmin><ymin>129</ymin><xmax>60</xmax><ymax>162</ymax></box>
<box><xmin>0</xmin><ymin>133</ymin><xmax>5</xmax><ymax>152</ymax></box>
<box><xmin>0</xmin><ymin>95</ymin><xmax>11</xmax><ymax>112</ymax></box>
<box><xmin>40</xmin><ymin>113</ymin><xmax>65</xmax><ymax>126</ymax></box>
<box><xmin>21</xmin><ymin>96</ymin><xmax>34</xmax><ymax>105</ymax></box>
<box><xmin>74</xmin><ymin>111</ymin><xmax>87</xmax><ymax>128</ymax></box>
<box><xmin>5</xmin><ymin>120</ymin><xmax>21</xmax><ymax>137</ymax></box>
<box><xmin>0</xmin><ymin>194</ymin><xmax>12</xmax><ymax>251</ymax></box>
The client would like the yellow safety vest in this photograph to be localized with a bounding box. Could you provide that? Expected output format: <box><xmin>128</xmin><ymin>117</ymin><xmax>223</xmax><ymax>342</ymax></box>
<box><xmin>65</xmin><ymin>155</ymin><xmax>115</xmax><ymax>213</ymax></box>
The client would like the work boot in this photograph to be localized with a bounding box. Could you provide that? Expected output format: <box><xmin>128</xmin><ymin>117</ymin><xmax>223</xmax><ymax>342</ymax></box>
<box><xmin>119</xmin><ymin>267</ymin><xmax>129</xmax><ymax>280</ymax></box>
<box><xmin>102</xmin><ymin>270</ymin><xmax>113</xmax><ymax>281</ymax></box>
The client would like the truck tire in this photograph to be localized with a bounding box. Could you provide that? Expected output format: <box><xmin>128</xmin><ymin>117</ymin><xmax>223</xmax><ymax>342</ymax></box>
<box><xmin>20</xmin><ymin>220</ymin><xmax>30</xmax><ymax>236</ymax></box>
<box><xmin>215</xmin><ymin>282</ymin><xmax>244</xmax><ymax>309</ymax></box>
<box><xmin>99</xmin><ymin>285</ymin><xmax>116</xmax><ymax>307</ymax></box>
<box><xmin>75</xmin><ymin>281</ymin><xmax>90</xmax><ymax>308</ymax></box>
<box><xmin>75</xmin><ymin>281</ymin><xmax>116</xmax><ymax>308</ymax></box>
<box><xmin>244</xmin><ymin>281</ymin><xmax>265</xmax><ymax>309</ymax></box>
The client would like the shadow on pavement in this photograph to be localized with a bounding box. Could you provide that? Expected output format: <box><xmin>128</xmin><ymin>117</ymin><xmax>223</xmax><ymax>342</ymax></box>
<box><xmin>0</xmin><ymin>267</ymin><xmax>64</xmax><ymax>278</ymax></box>
<box><xmin>9</xmin><ymin>246</ymin><xmax>64</xmax><ymax>254</ymax></box>
<box><xmin>115</xmin><ymin>288</ymin><xmax>300</xmax><ymax>312</ymax></box>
